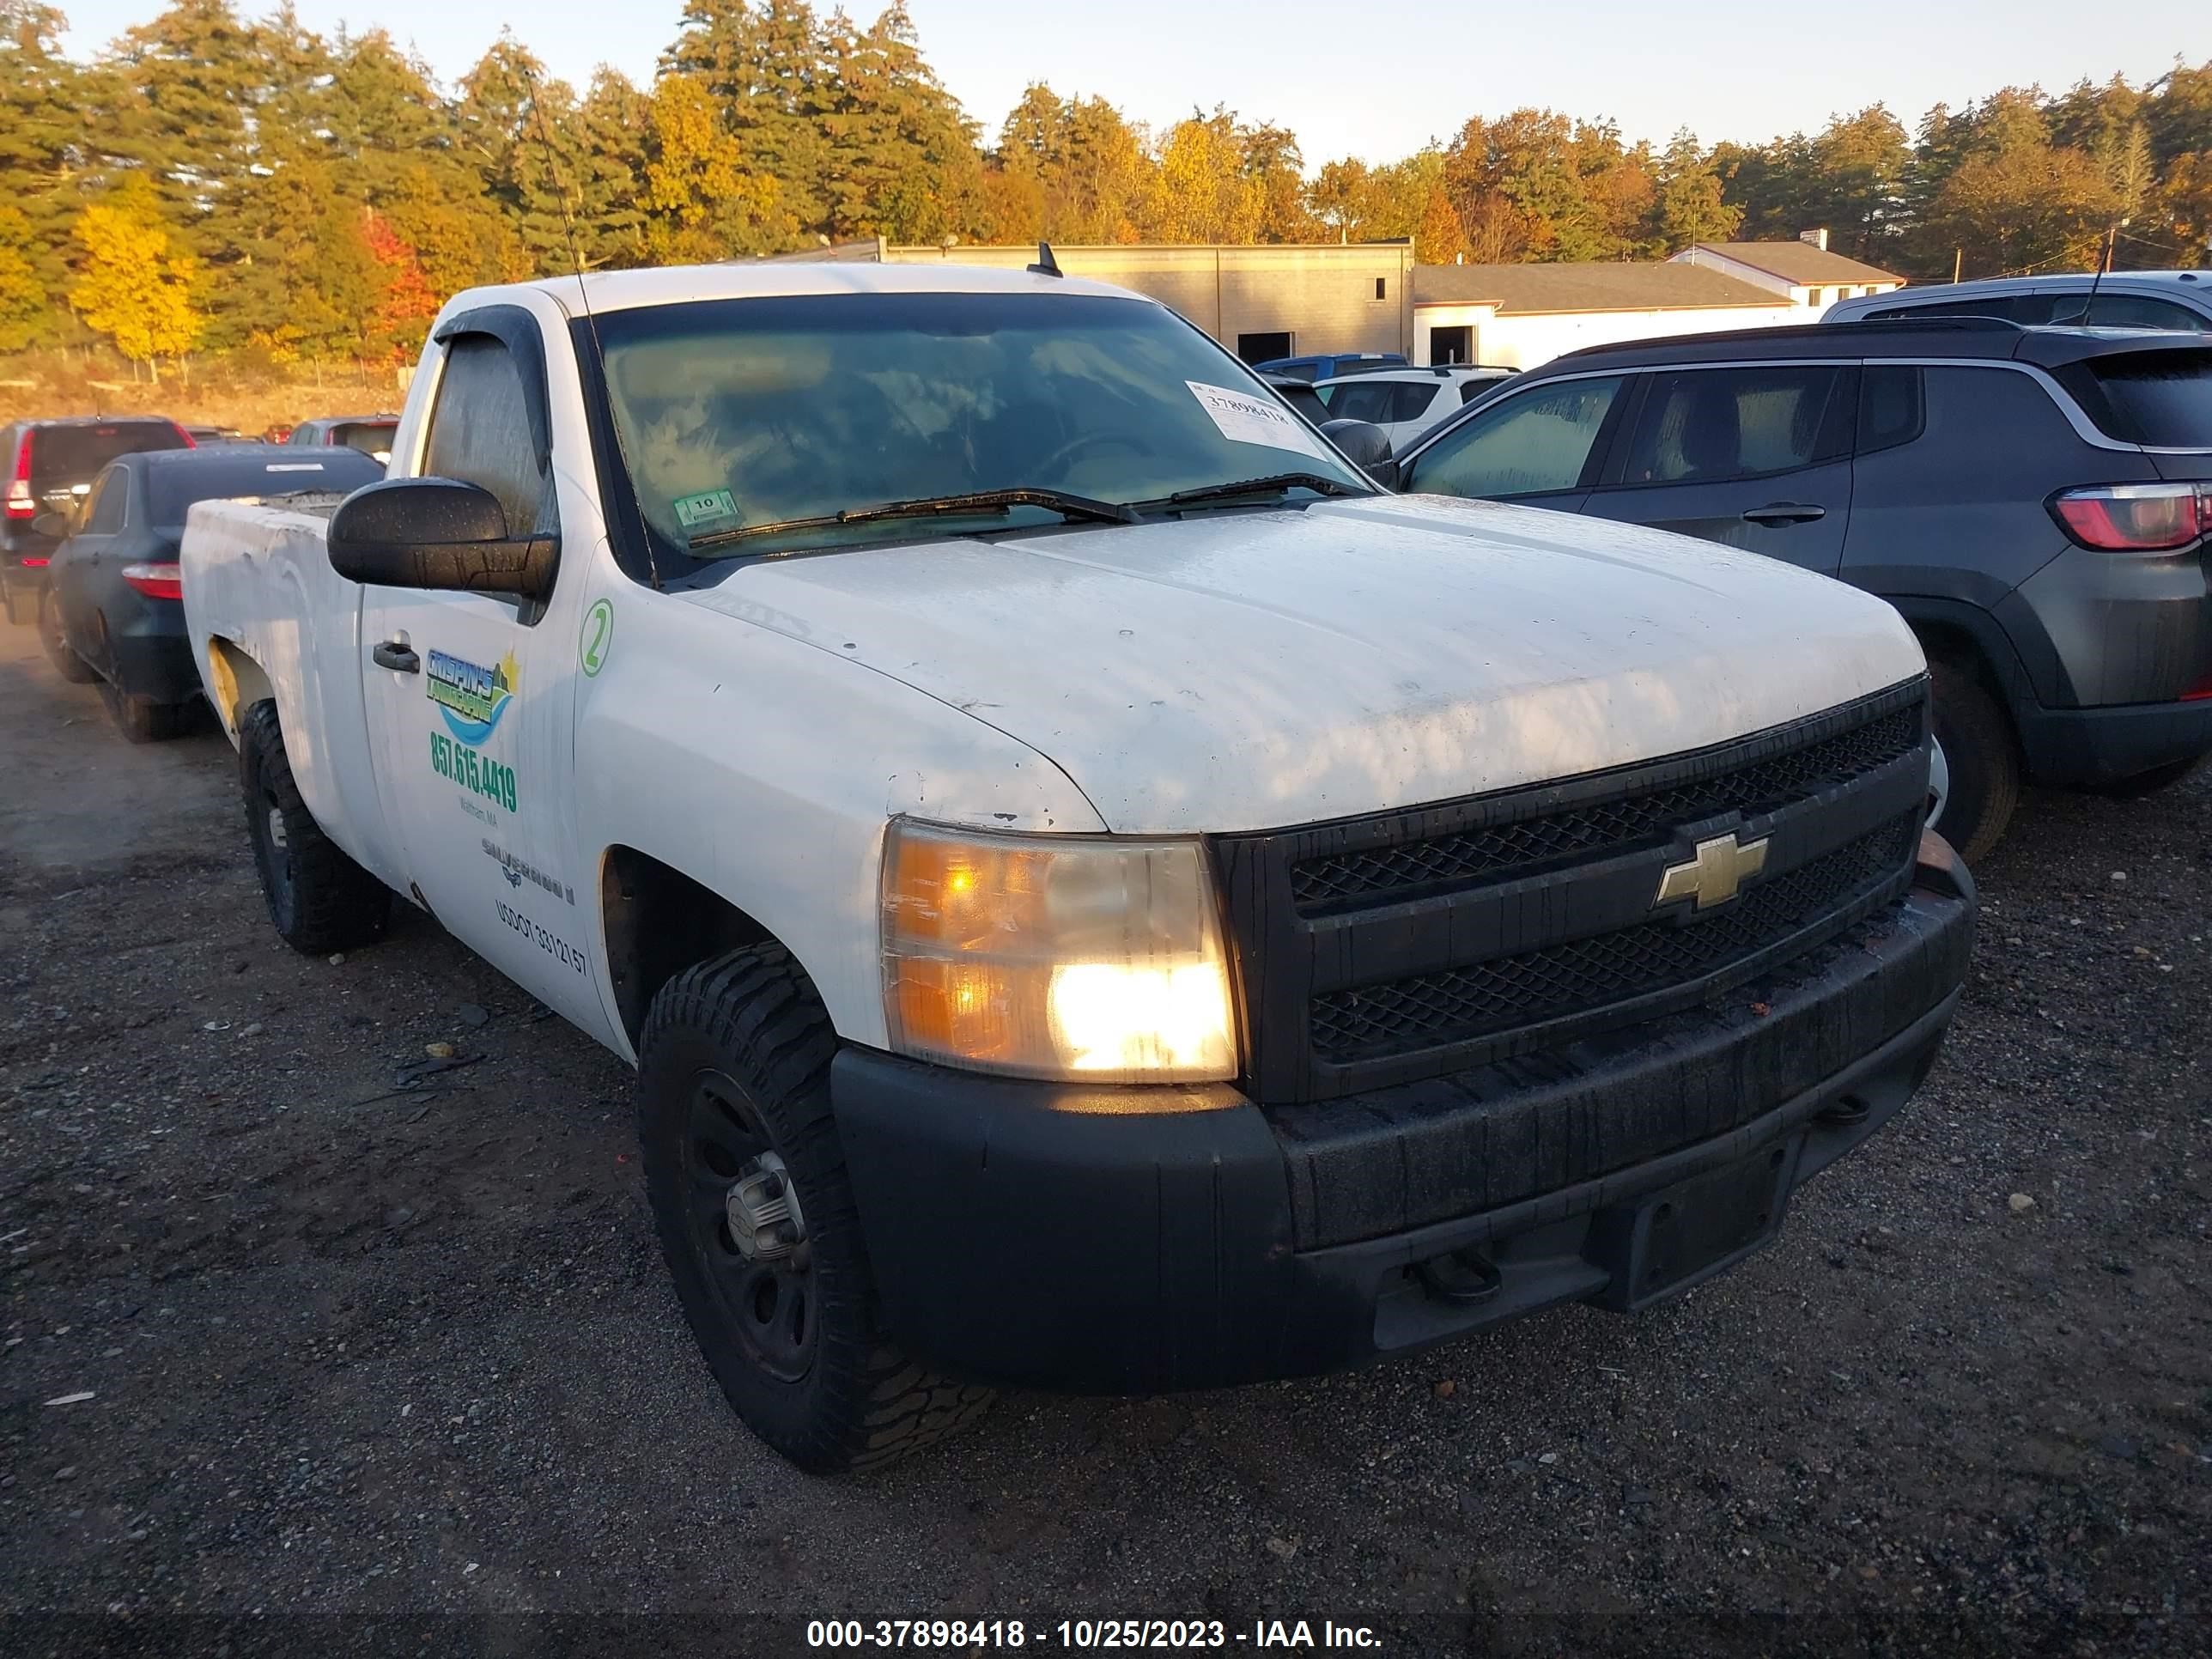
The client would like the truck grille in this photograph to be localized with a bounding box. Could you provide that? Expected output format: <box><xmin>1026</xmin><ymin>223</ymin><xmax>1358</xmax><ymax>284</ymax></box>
<box><xmin>1212</xmin><ymin>680</ymin><xmax>1930</xmax><ymax>1104</ymax></box>
<box><xmin>1291</xmin><ymin>703</ymin><xmax>1922</xmax><ymax>910</ymax></box>
<box><xmin>1309</xmin><ymin>811</ymin><xmax>1920</xmax><ymax>1061</ymax></box>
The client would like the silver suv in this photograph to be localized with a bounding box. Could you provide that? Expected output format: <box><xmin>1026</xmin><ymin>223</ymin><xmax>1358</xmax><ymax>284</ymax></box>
<box><xmin>1824</xmin><ymin>271</ymin><xmax>2212</xmax><ymax>332</ymax></box>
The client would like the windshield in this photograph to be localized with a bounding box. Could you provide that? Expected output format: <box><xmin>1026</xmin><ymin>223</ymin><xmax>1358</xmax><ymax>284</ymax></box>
<box><xmin>594</xmin><ymin>291</ymin><xmax>1370</xmax><ymax>559</ymax></box>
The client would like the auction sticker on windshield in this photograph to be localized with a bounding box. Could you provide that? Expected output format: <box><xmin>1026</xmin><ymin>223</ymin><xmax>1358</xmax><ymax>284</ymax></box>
<box><xmin>1186</xmin><ymin>380</ymin><xmax>1329</xmax><ymax>458</ymax></box>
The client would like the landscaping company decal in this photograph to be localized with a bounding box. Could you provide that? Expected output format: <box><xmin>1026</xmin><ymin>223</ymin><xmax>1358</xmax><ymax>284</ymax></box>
<box><xmin>432</xmin><ymin>732</ymin><xmax>517</xmax><ymax>813</ymax></box>
<box><xmin>427</xmin><ymin>647</ymin><xmax>519</xmax><ymax>744</ymax></box>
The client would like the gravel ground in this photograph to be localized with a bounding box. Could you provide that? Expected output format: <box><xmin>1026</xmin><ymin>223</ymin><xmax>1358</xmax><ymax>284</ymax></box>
<box><xmin>1</xmin><ymin>617</ymin><xmax>2207</xmax><ymax>1658</ymax></box>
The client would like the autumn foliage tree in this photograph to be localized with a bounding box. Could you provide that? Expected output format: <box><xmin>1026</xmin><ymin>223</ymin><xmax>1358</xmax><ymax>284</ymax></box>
<box><xmin>68</xmin><ymin>177</ymin><xmax>202</xmax><ymax>380</ymax></box>
<box><xmin>2</xmin><ymin>0</ymin><xmax>2211</xmax><ymax>380</ymax></box>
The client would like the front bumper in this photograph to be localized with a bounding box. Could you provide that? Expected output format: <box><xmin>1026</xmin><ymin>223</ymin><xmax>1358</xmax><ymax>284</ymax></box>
<box><xmin>834</xmin><ymin>837</ymin><xmax>1976</xmax><ymax>1395</ymax></box>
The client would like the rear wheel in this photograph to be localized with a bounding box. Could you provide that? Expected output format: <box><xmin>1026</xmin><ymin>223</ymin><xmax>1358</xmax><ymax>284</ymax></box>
<box><xmin>1927</xmin><ymin>657</ymin><xmax>2020</xmax><ymax>864</ymax></box>
<box><xmin>39</xmin><ymin>588</ymin><xmax>95</xmax><ymax>683</ymax></box>
<box><xmin>2083</xmin><ymin>755</ymin><xmax>2203</xmax><ymax>799</ymax></box>
<box><xmin>237</xmin><ymin>699</ymin><xmax>391</xmax><ymax>952</ymax></box>
<box><xmin>638</xmin><ymin>944</ymin><xmax>993</xmax><ymax>1472</ymax></box>
<box><xmin>3</xmin><ymin>580</ymin><xmax>31</xmax><ymax>626</ymax></box>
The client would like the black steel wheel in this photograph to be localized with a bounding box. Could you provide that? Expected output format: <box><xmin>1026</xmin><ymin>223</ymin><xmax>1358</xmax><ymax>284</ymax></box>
<box><xmin>683</xmin><ymin>1073</ymin><xmax>817</xmax><ymax>1383</ymax></box>
<box><xmin>638</xmin><ymin>944</ymin><xmax>993</xmax><ymax>1472</ymax></box>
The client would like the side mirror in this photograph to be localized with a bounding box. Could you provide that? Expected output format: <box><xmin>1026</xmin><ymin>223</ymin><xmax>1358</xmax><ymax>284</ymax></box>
<box><xmin>1320</xmin><ymin>419</ymin><xmax>1399</xmax><ymax>489</ymax></box>
<box><xmin>32</xmin><ymin>510</ymin><xmax>71</xmax><ymax>540</ymax></box>
<box><xmin>328</xmin><ymin>477</ymin><xmax>557</xmax><ymax>602</ymax></box>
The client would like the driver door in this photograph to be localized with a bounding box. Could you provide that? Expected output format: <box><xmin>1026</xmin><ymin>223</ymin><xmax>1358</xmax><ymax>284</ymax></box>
<box><xmin>357</xmin><ymin>327</ymin><xmax>599</xmax><ymax>1032</ymax></box>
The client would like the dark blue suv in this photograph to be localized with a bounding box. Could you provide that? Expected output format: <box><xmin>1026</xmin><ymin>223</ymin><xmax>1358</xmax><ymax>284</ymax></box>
<box><xmin>1387</xmin><ymin>319</ymin><xmax>2212</xmax><ymax>859</ymax></box>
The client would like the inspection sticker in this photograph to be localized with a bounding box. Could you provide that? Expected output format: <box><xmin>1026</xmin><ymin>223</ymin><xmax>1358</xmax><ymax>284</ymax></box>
<box><xmin>1185</xmin><ymin>380</ymin><xmax>1329</xmax><ymax>457</ymax></box>
<box><xmin>672</xmin><ymin>488</ymin><xmax>740</xmax><ymax>528</ymax></box>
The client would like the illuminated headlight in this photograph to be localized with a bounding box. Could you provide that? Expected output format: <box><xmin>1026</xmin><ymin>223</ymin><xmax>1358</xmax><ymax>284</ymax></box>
<box><xmin>880</xmin><ymin>821</ymin><xmax>1238</xmax><ymax>1085</ymax></box>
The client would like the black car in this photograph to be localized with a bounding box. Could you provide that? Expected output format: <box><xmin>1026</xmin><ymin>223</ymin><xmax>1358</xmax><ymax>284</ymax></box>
<box><xmin>40</xmin><ymin>446</ymin><xmax>385</xmax><ymax>741</ymax></box>
<box><xmin>288</xmin><ymin>415</ymin><xmax>398</xmax><ymax>463</ymax></box>
<box><xmin>3</xmin><ymin>416</ymin><xmax>194</xmax><ymax>624</ymax></box>
<box><xmin>1386</xmin><ymin>319</ymin><xmax>2212</xmax><ymax>858</ymax></box>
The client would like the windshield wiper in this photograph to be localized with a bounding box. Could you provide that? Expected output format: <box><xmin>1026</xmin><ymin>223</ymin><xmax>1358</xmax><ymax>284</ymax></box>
<box><xmin>1138</xmin><ymin>471</ymin><xmax>1372</xmax><ymax>512</ymax></box>
<box><xmin>688</xmin><ymin>487</ymin><xmax>1137</xmax><ymax>552</ymax></box>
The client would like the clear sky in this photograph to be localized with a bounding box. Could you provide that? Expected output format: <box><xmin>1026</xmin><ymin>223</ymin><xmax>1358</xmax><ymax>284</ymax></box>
<box><xmin>58</xmin><ymin>0</ymin><xmax>2212</xmax><ymax>167</ymax></box>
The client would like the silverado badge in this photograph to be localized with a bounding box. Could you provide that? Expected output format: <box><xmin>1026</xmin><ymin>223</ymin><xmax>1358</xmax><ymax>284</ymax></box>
<box><xmin>1656</xmin><ymin>831</ymin><xmax>1770</xmax><ymax>911</ymax></box>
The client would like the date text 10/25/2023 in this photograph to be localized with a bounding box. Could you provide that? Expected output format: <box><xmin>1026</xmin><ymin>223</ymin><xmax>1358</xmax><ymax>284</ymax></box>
<box><xmin>805</xmin><ymin>1620</ymin><xmax>1383</xmax><ymax>1650</ymax></box>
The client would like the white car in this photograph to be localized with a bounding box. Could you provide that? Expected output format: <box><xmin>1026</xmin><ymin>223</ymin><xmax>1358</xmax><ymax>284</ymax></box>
<box><xmin>1310</xmin><ymin>365</ymin><xmax>1516</xmax><ymax>450</ymax></box>
<box><xmin>179</xmin><ymin>261</ymin><xmax>1973</xmax><ymax>1472</ymax></box>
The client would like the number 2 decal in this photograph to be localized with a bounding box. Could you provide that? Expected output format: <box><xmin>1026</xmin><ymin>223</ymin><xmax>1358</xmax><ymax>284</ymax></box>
<box><xmin>580</xmin><ymin>598</ymin><xmax>613</xmax><ymax>678</ymax></box>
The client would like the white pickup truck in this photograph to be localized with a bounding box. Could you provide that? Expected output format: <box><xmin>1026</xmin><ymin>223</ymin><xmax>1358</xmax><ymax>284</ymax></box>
<box><xmin>181</xmin><ymin>263</ymin><xmax>1974</xmax><ymax>1471</ymax></box>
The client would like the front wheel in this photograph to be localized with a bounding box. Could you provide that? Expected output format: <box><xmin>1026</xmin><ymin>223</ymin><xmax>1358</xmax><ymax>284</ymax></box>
<box><xmin>40</xmin><ymin>589</ymin><xmax>95</xmax><ymax>683</ymax></box>
<box><xmin>638</xmin><ymin>945</ymin><xmax>993</xmax><ymax>1472</ymax></box>
<box><xmin>237</xmin><ymin>699</ymin><xmax>392</xmax><ymax>952</ymax></box>
<box><xmin>1927</xmin><ymin>659</ymin><xmax>2020</xmax><ymax>863</ymax></box>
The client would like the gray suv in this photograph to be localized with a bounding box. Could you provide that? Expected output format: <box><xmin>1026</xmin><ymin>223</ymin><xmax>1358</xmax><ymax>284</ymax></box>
<box><xmin>1387</xmin><ymin>318</ymin><xmax>2212</xmax><ymax>859</ymax></box>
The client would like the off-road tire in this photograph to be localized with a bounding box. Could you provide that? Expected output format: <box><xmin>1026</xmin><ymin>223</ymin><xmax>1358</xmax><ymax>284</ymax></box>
<box><xmin>2083</xmin><ymin>755</ymin><xmax>2203</xmax><ymax>799</ymax></box>
<box><xmin>237</xmin><ymin>698</ymin><xmax>391</xmax><ymax>952</ymax></box>
<box><xmin>638</xmin><ymin>944</ymin><xmax>993</xmax><ymax>1473</ymax></box>
<box><xmin>100</xmin><ymin>680</ymin><xmax>185</xmax><ymax>743</ymax></box>
<box><xmin>1929</xmin><ymin>657</ymin><xmax>2020</xmax><ymax>863</ymax></box>
<box><xmin>40</xmin><ymin>588</ymin><xmax>95</xmax><ymax>683</ymax></box>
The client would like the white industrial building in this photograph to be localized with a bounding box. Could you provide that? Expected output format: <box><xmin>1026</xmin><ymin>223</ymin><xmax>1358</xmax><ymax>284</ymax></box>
<box><xmin>1670</xmin><ymin>230</ymin><xmax>1906</xmax><ymax>311</ymax></box>
<box><xmin>1411</xmin><ymin>234</ymin><xmax>1906</xmax><ymax>370</ymax></box>
<box><xmin>782</xmin><ymin>231</ymin><xmax>1905</xmax><ymax>373</ymax></box>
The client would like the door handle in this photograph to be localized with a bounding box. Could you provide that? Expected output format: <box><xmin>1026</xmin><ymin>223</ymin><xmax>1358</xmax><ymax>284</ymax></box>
<box><xmin>1741</xmin><ymin>501</ymin><xmax>1826</xmax><ymax>526</ymax></box>
<box><xmin>374</xmin><ymin>641</ymin><xmax>419</xmax><ymax>673</ymax></box>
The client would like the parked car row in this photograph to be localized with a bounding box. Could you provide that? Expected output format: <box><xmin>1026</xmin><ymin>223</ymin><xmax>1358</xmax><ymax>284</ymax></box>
<box><xmin>5</xmin><ymin>413</ymin><xmax>390</xmax><ymax>742</ymax></box>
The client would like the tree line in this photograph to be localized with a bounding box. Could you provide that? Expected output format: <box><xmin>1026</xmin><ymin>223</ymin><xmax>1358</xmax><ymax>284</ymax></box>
<box><xmin>3</xmin><ymin>0</ymin><xmax>2209</xmax><ymax>379</ymax></box>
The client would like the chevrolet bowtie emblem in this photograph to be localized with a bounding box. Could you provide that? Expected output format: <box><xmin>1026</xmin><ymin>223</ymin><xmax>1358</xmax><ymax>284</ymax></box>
<box><xmin>1656</xmin><ymin>831</ymin><xmax>1770</xmax><ymax>911</ymax></box>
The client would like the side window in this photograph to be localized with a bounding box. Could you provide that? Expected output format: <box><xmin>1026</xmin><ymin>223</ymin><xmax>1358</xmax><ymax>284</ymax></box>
<box><xmin>1617</xmin><ymin>366</ymin><xmax>1847</xmax><ymax>486</ymax></box>
<box><xmin>422</xmin><ymin>335</ymin><xmax>555</xmax><ymax>540</ymax></box>
<box><xmin>1389</xmin><ymin>382</ymin><xmax>1442</xmax><ymax>423</ymax></box>
<box><xmin>2085</xmin><ymin>294</ymin><xmax>2212</xmax><ymax>332</ymax></box>
<box><xmin>84</xmin><ymin>468</ymin><xmax>127</xmax><ymax>533</ymax></box>
<box><xmin>1404</xmin><ymin>375</ymin><xmax>1624</xmax><ymax>499</ymax></box>
<box><xmin>1864</xmin><ymin>295</ymin><xmax>2025</xmax><ymax>322</ymax></box>
<box><xmin>1858</xmin><ymin>365</ymin><xmax>1926</xmax><ymax>455</ymax></box>
<box><xmin>1314</xmin><ymin>379</ymin><xmax>1401</xmax><ymax>424</ymax></box>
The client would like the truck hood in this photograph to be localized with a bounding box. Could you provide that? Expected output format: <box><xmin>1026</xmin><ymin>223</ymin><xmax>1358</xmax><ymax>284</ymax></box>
<box><xmin>673</xmin><ymin>494</ymin><xmax>1923</xmax><ymax>835</ymax></box>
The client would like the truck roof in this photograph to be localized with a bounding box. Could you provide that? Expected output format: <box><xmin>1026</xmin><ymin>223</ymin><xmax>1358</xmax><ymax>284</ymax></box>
<box><xmin>461</xmin><ymin>260</ymin><xmax>1145</xmax><ymax>322</ymax></box>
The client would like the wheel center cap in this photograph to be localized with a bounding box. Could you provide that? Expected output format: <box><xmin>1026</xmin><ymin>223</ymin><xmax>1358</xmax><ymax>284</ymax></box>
<box><xmin>725</xmin><ymin>1151</ymin><xmax>805</xmax><ymax>1266</ymax></box>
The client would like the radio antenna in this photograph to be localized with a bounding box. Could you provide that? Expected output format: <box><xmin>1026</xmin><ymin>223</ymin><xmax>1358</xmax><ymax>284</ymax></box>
<box><xmin>526</xmin><ymin>75</ymin><xmax>662</xmax><ymax>592</ymax></box>
<box><xmin>2067</xmin><ymin>221</ymin><xmax>2119</xmax><ymax>329</ymax></box>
